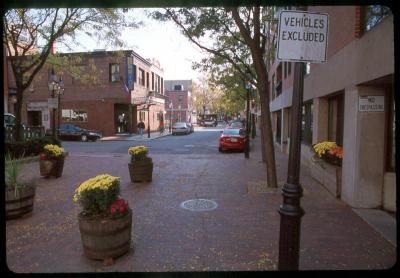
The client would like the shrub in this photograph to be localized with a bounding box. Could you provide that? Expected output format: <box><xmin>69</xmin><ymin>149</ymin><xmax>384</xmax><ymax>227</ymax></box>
<box><xmin>73</xmin><ymin>174</ymin><xmax>121</xmax><ymax>216</ymax></box>
<box><xmin>128</xmin><ymin>145</ymin><xmax>149</xmax><ymax>162</ymax></box>
<box><xmin>5</xmin><ymin>136</ymin><xmax>62</xmax><ymax>159</ymax></box>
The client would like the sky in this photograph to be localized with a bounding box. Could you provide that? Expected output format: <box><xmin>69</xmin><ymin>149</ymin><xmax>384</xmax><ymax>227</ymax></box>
<box><xmin>60</xmin><ymin>9</ymin><xmax>209</xmax><ymax>82</ymax></box>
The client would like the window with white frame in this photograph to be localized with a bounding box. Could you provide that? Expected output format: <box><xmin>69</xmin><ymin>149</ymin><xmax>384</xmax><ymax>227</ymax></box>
<box><xmin>62</xmin><ymin>109</ymin><xmax>88</xmax><ymax>122</ymax></box>
<box><xmin>109</xmin><ymin>63</ymin><xmax>120</xmax><ymax>83</ymax></box>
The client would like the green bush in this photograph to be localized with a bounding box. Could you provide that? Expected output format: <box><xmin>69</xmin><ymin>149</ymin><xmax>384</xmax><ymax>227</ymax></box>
<box><xmin>5</xmin><ymin>136</ymin><xmax>62</xmax><ymax>159</ymax></box>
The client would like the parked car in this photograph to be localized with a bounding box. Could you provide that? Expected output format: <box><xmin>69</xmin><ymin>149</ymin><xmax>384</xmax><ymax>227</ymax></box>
<box><xmin>4</xmin><ymin>113</ymin><xmax>16</xmax><ymax>128</ymax></box>
<box><xmin>228</xmin><ymin>121</ymin><xmax>245</xmax><ymax>129</ymax></box>
<box><xmin>186</xmin><ymin>122</ymin><xmax>194</xmax><ymax>133</ymax></box>
<box><xmin>57</xmin><ymin>124</ymin><xmax>102</xmax><ymax>142</ymax></box>
<box><xmin>203</xmin><ymin>119</ymin><xmax>217</xmax><ymax>127</ymax></box>
<box><xmin>219</xmin><ymin>128</ymin><xmax>247</xmax><ymax>152</ymax></box>
<box><xmin>172</xmin><ymin>122</ymin><xmax>190</xmax><ymax>135</ymax></box>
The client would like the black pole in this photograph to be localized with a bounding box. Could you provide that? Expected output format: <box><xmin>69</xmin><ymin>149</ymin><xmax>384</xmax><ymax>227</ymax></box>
<box><xmin>169</xmin><ymin>107</ymin><xmax>172</xmax><ymax>133</ymax></box>
<box><xmin>278</xmin><ymin>62</ymin><xmax>305</xmax><ymax>270</ymax></box>
<box><xmin>51</xmin><ymin>89</ymin><xmax>56</xmax><ymax>140</ymax></box>
<box><xmin>57</xmin><ymin>93</ymin><xmax>61</xmax><ymax>138</ymax></box>
<box><xmin>147</xmin><ymin>106</ymin><xmax>151</xmax><ymax>138</ymax></box>
<box><xmin>252</xmin><ymin>112</ymin><xmax>256</xmax><ymax>138</ymax></box>
<box><xmin>244</xmin><ymin>88</ymin><xmax>250</xmax><ymax>158</ymax></box>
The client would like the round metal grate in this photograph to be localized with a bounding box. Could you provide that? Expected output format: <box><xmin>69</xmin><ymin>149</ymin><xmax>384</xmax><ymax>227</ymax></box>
<box><xmin>180</xmin><ymin>199</ymin><xmax>218</xmax><ymax>211</ymax></box>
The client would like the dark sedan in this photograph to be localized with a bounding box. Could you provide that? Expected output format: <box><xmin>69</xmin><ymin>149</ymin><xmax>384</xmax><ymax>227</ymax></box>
<box><xmin>57</xmin><ymin>124</ymin><xmax>102</xmax><ymax>142</ymax></box>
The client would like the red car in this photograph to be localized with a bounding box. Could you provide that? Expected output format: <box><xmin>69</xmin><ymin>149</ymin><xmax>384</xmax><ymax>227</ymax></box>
<box><xmin>219</xmin><ymin>128</ymin><xmax>247</xmax><ymax>152</ymax></box>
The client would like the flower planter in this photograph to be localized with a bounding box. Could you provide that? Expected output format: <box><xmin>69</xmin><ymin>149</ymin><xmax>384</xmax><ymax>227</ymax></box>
<box><xmin>5</xmin><ymin>186</ymin><xmax>36</xmax><ymax>220</ymax></box>
<box><xmin>128</xmin><ymin>158</ymin><xmax>153</xmax><ymax>182</ymax></box>
<box><xmin>40</xmin><ymin>156</ymin><xmax>65</xmax><ymax>178</ymax></box>
<box><xmin>78</xmin><ymin>208</ymin><xmax>132</xmax><ymax>260</ymax></box>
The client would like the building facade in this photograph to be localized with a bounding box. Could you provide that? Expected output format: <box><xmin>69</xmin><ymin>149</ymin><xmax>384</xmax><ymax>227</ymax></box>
<box><xmin>7</xmin><ymin>50</ymin><xmax>166</xmax><ymax>137</ymax></box>
<box><xmin>164</xmin><ymin>80</ymin><xmax>196</xmax><ymax>124</ymax></box>
<box><xmin>268</xmin><ymin>6</ymin><xmax>395</xmax><ymax>212</ymax></box>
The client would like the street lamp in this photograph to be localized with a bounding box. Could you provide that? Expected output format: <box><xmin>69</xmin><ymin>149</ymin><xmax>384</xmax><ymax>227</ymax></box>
<box><xmin>169</xmin><ymin>101</ymin><xmax>173</xmax><ymax>133</ymax></box>
<box><xmin>48</xmin><ymin>69</ymin><xmax>64</xmax><ymax>140</ymax></box>
<box><xmin>146</xmin><ymin>96</ymin><xmax>156</xmax><ymax>138</ymax></box>
<box><xmin>244</xmin><ymin>72</ymin><xmax>252</xmax><ymax>159</ymax></box>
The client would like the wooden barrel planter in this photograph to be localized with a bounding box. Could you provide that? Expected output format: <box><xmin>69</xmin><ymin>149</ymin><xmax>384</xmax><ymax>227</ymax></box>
<box><xmin>78</xmin><ymin>209</ymin><xmax>132</xmax><ymax>260</ymax></box>
<box><xmin>6</xmin><ymin>186</ymin><xmax>36</xmax><ymax>220</ymax></box>
<box><xmin>128</xmin><ymin>158</ymin><xmax>153</xmax><ymax>182</ymax></box>
<box><xmin>40</xmin><ymin>157</ymin><xmax>65</xmax><ymax>178</ymax></box>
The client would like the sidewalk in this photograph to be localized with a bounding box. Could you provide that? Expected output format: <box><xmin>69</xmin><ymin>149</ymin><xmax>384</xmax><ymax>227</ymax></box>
<box><xmin>6</xmin><ymin>131</ymin><xmax>396</xmax><ymax>272</ymax></box>
<box><xmin>100</xmin><ymin>131</ymin><xmax>171</xmax><ymax>142</ymax></box>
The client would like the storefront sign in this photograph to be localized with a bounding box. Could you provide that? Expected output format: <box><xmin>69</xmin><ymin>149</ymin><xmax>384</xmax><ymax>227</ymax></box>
<box><xmin>277</xmin><ymin>10</ymin><xmax>329</xmax><ymax>63</ymax></box>
<box><xmin>358</xmin><ymin>96</ymin><xmax>385</xmax><ymax>112</ymax></box>
<box><xmin>47</xmin><ymin>98</ymin><xmax>58</xmax><ymax>109</ymax></box>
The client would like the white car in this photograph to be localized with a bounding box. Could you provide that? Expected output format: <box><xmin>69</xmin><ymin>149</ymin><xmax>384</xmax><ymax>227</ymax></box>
<box><xmin>172</xmin><ymin>122</ymin><xmax>190</xmax><ymax>135</ymax></box>
<box><xmin>203</xmin><ymin>119</ymin><xmax>217</xmax><ymax>127</ymax></box>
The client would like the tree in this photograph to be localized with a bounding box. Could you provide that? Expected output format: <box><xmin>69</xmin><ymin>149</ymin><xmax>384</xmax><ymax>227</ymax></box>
<box><xmin>3</xmin><ymin>8</ymin><xmax>138</xmax><ymax>141</ymax></box>
<box><xmin>151</xmin><ymin>7</ymin><xmax>279</xmax><ymax>187</ymax></box>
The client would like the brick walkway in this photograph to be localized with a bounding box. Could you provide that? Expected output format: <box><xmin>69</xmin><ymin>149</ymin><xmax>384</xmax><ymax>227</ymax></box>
<box><xmin>6</xmin><ymin>134</ymin><xmax>396</xmax><ymax>272</ymax></box>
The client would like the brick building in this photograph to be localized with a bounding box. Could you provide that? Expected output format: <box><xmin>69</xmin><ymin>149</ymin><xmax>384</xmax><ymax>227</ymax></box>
<box><xmin>164</xmin><ymin>80</ymin><xmax>196</xmax><ymax>125</ymax></box>
<box><xmin>8</xmin><ymin>50</ymin><xmax>166</xmax><ymax>136</ymax></box>
<box><xmin>268</xmin><ymin>6</ymin><xmax>394</xmax><ymax>211</ymax></box>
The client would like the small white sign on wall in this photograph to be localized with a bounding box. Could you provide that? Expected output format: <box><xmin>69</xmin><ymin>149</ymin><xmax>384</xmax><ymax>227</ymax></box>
<box><xmin>358</xmin><ymin>96</ymin><xmax>385</xmax><ymax>112</ymax></box>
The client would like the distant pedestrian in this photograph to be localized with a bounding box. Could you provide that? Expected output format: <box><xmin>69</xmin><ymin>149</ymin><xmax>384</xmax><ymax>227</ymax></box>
<box><xmin>159</xmin><ymin>121</ymin><xmax>165</xmax><ymax>135</ymax></box>
<box><xmin>137</xmin><ymin>121</ymin><xmax>145</xmax><ymax>136</ymax></box>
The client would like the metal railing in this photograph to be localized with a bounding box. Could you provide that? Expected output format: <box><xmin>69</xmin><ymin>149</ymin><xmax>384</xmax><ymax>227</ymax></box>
<box><xmin>4</xmin><ymin>126</ymin><xmax>45</xmax><ymax>142</ymax></box>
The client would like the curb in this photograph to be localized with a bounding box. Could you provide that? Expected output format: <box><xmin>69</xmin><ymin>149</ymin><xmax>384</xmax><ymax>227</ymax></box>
<box><xmin>5</xmin><ymin>151</ymin><xmax>70</xmax><ymax>165</ymax></box>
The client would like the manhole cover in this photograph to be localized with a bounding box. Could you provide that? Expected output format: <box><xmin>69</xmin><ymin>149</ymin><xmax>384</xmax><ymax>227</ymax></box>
<box><xmin>180</xmin><ymin>199</ymin><xmax>218</xmax><ymax>211</ymax></box>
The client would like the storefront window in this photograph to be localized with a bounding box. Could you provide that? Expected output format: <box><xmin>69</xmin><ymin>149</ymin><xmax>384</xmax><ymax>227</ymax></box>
<box><xmin>62</xmin><ymin>109</ymin><xmax>88</xmax><ymax>122</ymax></box>
<box><xmin>328</xmin><ymin>93</ymin><xmax>344</xmax><ymax>146</ymax></box>
<box><xmin>301</xmin><ymin>101</ymin><xmax>313</xmax><ymax>145</ymax></box>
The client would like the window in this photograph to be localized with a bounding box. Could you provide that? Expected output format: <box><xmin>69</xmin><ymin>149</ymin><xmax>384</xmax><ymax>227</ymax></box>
<box><xmin>328</xmin><ymin>93</ymin><xmax>344</xmax><ymax>146</ymax></box>
<box><xmin>387</xmin><ymin>92</ymin><xmax>395</xmax><ymax>171</ymax></box>
<box><xmin>301</xmin><ymin>101</ymin><xmax>313</xmax><ymax>145</ymax></box>
<box><xmin>139</xmin><ymin>111</ymin><xmax>146</xmax><ymax>121</ymax></box>
<box><xmin>288</xmin><ymin>62</ymin><xmax>291</xmax><ymax>75</ymax></box>
<box><xmin>62</xmin><ymin>109</ymin><xmax>88</xmax><ymax>122</ymax></box>
<box><xmin>109</xmin><ymin>64</ymin><xmax>120</xmax><ymax>83</ymax></box>
<box><xmin>174</xmin><ymin>84</ymin><xmax>183</xmax><ymax>91</ymax></box>
<box><xmin>146</xmin><ymin>72</ymin><xmax>150</xmax><ymax>88</ymax></box>
<box><xmin>365</xmin><ymin>5</ymin><xmax>391</xmax><ymax>32</ymax></box>
<box><xmin>138</xmin><ymin>68</ymin><xmax>145</xmax><ymax>86</ymax></box>
<box><xmin>276</xmin><ymin>111</ymin><xmax>282</xmax><ymax>143</ymax></box>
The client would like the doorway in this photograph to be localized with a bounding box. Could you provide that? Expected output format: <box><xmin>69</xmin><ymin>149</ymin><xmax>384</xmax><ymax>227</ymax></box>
<box><xmin>27</xmin><ymin>111</ymin><xmax>42</xmax><ymax>126</ymax></box>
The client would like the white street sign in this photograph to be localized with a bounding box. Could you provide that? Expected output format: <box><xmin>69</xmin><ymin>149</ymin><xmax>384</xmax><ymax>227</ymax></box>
<box><xmin>277</xmin><ymin>10</ymin><xmax>329</xmax><ymax>63</ymax></box>
<box><xmin>47</xmin><ymin>98</ymin><xmax>58</xmax><ymax>109</ymax></box>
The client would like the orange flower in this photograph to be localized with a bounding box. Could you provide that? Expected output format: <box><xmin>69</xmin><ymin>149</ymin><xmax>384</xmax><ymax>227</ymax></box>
<box><xmin>329</xmin><ymin>146</ymin><xmax>343</xmax><ymax>159</ymax></box>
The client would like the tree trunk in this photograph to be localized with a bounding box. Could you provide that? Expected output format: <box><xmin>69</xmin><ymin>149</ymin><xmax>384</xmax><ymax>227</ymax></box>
<box><xmin>259</xmin><ymin>88</ymin><xmax>278</xmax><ymax>188</ymax></box>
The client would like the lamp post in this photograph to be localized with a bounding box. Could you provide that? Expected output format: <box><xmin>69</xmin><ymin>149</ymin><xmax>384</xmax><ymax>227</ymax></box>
<box><xmin>169</xmin><ymin>102</ymin><xmax>173</xmax><ymax>133</ymax></box>
<box><xmin>48</xmin><ymin>69</ymin><xmax>64</xmax><ymax>140</ymax></box>
<box><xmin>244</xmin><ymin>73</ymin><xmax>252</xmax><ymax>159</ymax></box>
<box><xmin>251</xmin><ymin>100</ymin><xmax>256</xmax><ymax>138</ymax></box>
<box><xmin>146</xmin><ymin>96</ymin><xmax>156</xmax><ymax>138</ymax></box>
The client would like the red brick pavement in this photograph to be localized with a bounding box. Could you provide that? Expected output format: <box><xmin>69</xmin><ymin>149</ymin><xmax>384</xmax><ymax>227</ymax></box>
<box><xmin>5</xmin><ymin>134</ymin><xmax>396</xmax><ymax>273</ymax></box>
